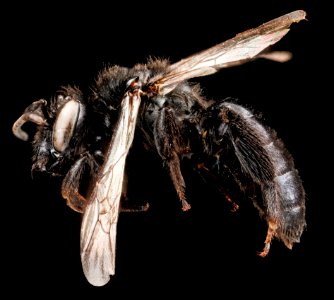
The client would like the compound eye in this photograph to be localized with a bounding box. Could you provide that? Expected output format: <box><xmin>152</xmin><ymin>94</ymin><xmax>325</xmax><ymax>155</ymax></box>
<box><xmin>53</xmin><ymin>99</ymin><xmax>83</xmax><ymax>153</ymax></box>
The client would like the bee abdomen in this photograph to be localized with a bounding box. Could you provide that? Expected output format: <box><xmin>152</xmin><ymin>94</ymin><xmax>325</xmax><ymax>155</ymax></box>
<box><xmin>262</xmin><ymin>136</ymin><xmax>306</xmax><ymax>247</ymax></box>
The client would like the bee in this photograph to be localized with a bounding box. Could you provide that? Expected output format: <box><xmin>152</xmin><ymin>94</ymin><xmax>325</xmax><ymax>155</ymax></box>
<box><xmin>12</xmin><ymin>10</ymin><xmax>307</xmax><ymax>286</ymax></box>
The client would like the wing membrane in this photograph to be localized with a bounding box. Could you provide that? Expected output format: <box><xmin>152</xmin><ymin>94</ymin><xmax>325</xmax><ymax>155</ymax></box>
<box><xmin>153</xmin><ymin>10</ymin><xmax>306</xmax><ymax>95</ymax></box>
<box><xmin>80</xmin><ymin>91</ymin><xmax>141</xmax><ymax>286</ymax></box>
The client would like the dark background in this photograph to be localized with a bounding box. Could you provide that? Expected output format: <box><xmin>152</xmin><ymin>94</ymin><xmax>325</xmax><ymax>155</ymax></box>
<box><xmin>2</xmin><ymin>1</ymin><xmax>328</xmax><ymax>296</ymax></box>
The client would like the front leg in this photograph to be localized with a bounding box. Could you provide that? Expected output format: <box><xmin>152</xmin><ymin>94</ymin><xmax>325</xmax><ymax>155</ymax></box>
<box><xmin>61</xmin><ymin>152</ymin><xmax>99</xmax><ymax>213</ymax></box>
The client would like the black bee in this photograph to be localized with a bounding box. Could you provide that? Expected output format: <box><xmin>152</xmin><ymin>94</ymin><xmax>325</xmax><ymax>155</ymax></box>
<box><xmin>12</xmin><ymin>10</ymin><xmax>307</xmax><ymax>286</ymax></box>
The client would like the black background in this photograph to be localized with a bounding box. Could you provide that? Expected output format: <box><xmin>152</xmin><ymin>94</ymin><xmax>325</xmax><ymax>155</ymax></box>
<box><xmin>2</xmin><ymin>1</ymin><xmax>328</xmax><ymax>296</ymax></box>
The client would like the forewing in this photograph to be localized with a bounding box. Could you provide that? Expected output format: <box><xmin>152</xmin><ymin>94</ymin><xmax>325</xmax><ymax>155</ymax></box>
<box><xmin>152</xmin><ymin>10</ymin><xmax>306</xmax><ymax>95</ymax></box>
<box><xmin>80</xmin><ymin>91</ymin><xmax>141</xmax><ymax>286</ymax></box>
